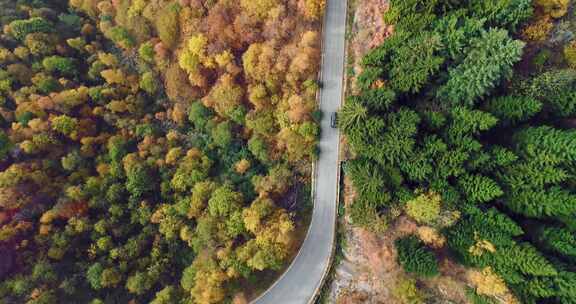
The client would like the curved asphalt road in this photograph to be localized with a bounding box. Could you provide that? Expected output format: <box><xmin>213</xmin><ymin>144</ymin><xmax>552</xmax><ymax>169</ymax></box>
<box><xmin>252</xmin><ymin>1</ymin><xmax>347</xmax><ymax>303</ymax></box>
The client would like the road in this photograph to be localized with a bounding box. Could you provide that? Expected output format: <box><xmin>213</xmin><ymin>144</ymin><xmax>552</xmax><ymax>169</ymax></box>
<box><xmin>252</xmin><ymin>0</ymin><xmax>347</xmax><ymax>303</ymax></box>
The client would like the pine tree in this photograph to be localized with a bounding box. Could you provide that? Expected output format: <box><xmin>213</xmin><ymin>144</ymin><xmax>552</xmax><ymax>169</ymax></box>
<box><xmin>505</xmin><ymin>187</ymin><xmax>576</xmax><ymax>218</ymax></box>
<box><xmin>338</xmin><ymin>98</ymin><xmax>368</xmax><ymax>132</ymax></box>
<box><xmin>484</xmin><ymin>95</ymin><xmax>542</xmax><ymax>125</ymax></box>
<box><xmin>388</xmin><ymin>31</ymin><xmax>445</xmax><ymax>93</ymax></box>
<box><xmin>458</xmin><ymin>174</ymin><xmax>503</xmax><ymax>204</ymax></box>
<box><xmin>513</xmin><ymin>127</ymin><xmax>576</xmax><ymax>164</ymax></box>
<box><xmin>537</xmin><ymin>227</ymin><xmax>576</xmax><ymax>261</ymax></box>
<box><xmin>395</xmin><ymin>235</ymin><xmax>439</xmax><ymax>277</ymax></box>
<box><xmin>357</xmin><ymin>88</ymin><xmax>396</xmax><ymax>111</ymax></box>
<box><xmin>467</xmin><ymin>0</ymin><xmax>533</xmax><ymax>30</ymax></box>
<box><xmin>437</xmin><ymin>29</ymin><xmax>525</xmax><ymax>106</ymax></box>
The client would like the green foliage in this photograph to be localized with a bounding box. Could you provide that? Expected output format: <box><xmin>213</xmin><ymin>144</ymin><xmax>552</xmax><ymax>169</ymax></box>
<box><xmin>405</xmin><ymin>190</ymin><xmax>441</xmax><ymax>224</ymax></box>
<box><xmin>388</xmin><ymin>32</ymin><xmax>445</xmax><ymax>93</ymax></box>
<box><xmin>0</xmin><ymin>2</ymin><xmax>316</xmax><ymax>303</ymax></box>
<box><xmin>212</xmin><ymin>121</ymin><xmax>233</xmax><ymax>148</ymax></box>
<box><xmin>537</xmin><ymin>227</ymin><xmax>576</xmax><ymax>261</ymax></box>
<box><xmin>433</xmin><ymin>14</ymin><xmax>485</xmax><ymax>61</ymax></box>
<box><xmin>466</xmin><ymin>0</ymin><xmax>533</xmax><ymax>30</ymax></box>
<box><xmin>447</xmin><ymin>107</ymin><xmax>498</xmax><ymax>142</ymax></box>
<box><xmin>58</xmin><ymin>13</ymin><xmax>82</xmax><ymax>30</ymax></box>
<box><xmin>126</xmin><ymin>164</ymin><xmax>155</xmax><ymax>198</ymax></box>
<box><xmin>248</xmin><ymin>135</ymin><xmax>269</xmax><ymax>163</ymax></box>
<box><xmin>357</xmin><ymin>88</ymin><xmax>396</xmax><ymax>111</ymax></box>
<box><xmin>393</xmin><ymin>278</ymin><xmax>425</xmax><ymax>304</ymax></box>
<box><xmin>150</xmin><ymin>286</ymin><xmax>179</xmax><ymax>304</ymax></box>
<box><xmin>9</xmin><ymin>17</ymin><xmax>53</xmax><ymax>40</ymax></box>
<box><xmin>466</xmin><ymin>288</ymin><xmax>497</xmax><ymax>304</ymax></box>
<box><xmin>188</xmin><ymin>101</ymin><xmax>213</xmax><ymax>130</ymax></box>
<box><xmin>140</xmin><ymin>71</ymin><xmax>158</xmax><ymax>94</ymax></box>
<box><xmin>395</xmin><ymin>235</ymin><xmax>439</xmax><ymax>277</ymax></box>
<box><xmin>338</xmin><ymin>97</ymin><xmax>368</xmax><ymax>132</ymax></box>
<box><xmin>126</xmin><ymin>272</ymin><xmax>154</xmax><ymax>295</ymax></box>
<box><xmin>437</xmin><ymin>29</ymin><xmax>524</xmax><ymax>106</ymax></box>
<box><xmin>42</xmin><ymin>56</ymin><xmax>76</xmax><ymax>76</ymax></box>
<box><xmin>107</xmin><ymin>26</ymin><xmax>135</xmax><ymax>49</ymax></box>
<box><xmin>348</xmin><ymin>3</ymin><xmax>576</xmax><ymax>303</ymax></box>
<box><xmin>138</xmin><ymin>42</ymin><xmax>155</xmax><ymax>63</ymax></box>
<box><xmin>513</xmin><ymin>126</ymin><xmax>576</xmax><ymax>164</ymax></box>
<box><xmin>346</xmin><ymin>158</ymin><xmax>391</xmax><ymax>206</ymax></box>
<box><xmin>86</xmin><ymin>263</ymin><xmax>103</xmax><ymax>290</ymax></box>
<box><xmin>524</xmin><ymin>69</ymin><xmax>576</xmax><ymax>117</ymax></box>
<box><xmin>484</xmin><ymin>95</ymin><xmax>542</xmax><ymax>125</ymax></box>
<box><xmin>457</xmin><ymin>174</ymin><xmax>503</xmax><ymax>204</ymax></box>
<box><xmin>356</xmin><ymin>66</ymin><xmax>383</xmax><ymax>91</ymax></box>
<box><xmin>170</xmin><ymin>155</ymin><xmax>212</xmax><ymax>192</ymax></box>
<box><xmin>506</xmin><ymin>187</ymin><xmax>576</xmax><ymax>218</ymax></box>
<box><xmin>51</xmin><ymin>115</ymin><xmax>78</xmax><ymax>135</ymax></box>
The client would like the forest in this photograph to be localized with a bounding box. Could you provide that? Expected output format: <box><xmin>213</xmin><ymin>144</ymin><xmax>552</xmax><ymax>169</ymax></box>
<box><xmin>341</xmin><ymin>0</ymin><xmax>576</xmax><ymax>303</ymax></box>
<box><xmin>0</xmin><ymin>0</ymin><xmax>325</xmax><ymax>303</ymax></box>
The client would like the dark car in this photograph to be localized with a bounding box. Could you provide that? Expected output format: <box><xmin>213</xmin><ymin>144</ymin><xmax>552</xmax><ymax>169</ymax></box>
<box><xmin>330</xmin><ymin>112</ymin><xmax>338</xmax><ymax>128</ymax></box>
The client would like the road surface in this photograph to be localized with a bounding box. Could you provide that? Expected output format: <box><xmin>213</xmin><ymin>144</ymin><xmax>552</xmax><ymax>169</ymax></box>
<box><xmin>252</xmin><ymin>0</ymin><xmax>347</xmax><ymax>303</ymax></box>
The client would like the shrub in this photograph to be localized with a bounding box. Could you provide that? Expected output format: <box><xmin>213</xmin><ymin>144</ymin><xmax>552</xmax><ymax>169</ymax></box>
<box><xmin>393</xmin><ymin>278</ymin><xmax>424</xmax><ymax>304</ymax></box>
<box><xmin>395</xmin><ymin>235</ymin><xmax>439</xmax><ymax>277</ymax></box>
<box><xmin>405</xmin><ymin>191</ymin><xmax>441</xmax><ymax>225</ymax></box>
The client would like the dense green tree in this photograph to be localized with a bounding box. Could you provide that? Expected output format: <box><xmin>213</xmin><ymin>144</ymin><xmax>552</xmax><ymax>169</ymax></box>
<box><xmin>484</xmin><ymin>96</ymin><xmax>542</xmax><ymax>125</ymax></box>
<box><xmin>437</xmin><ymin>29</ymin><xmax>524</xmax><ymax>106</ymax></box>
<box><xmin>9</xmin><ymin>17</ymin><xmax>53</xmax><ymax>40</ymax></box>
<box><xmin>126</xmin><ymin>164</ymin><xmax>155</xmax><ymax>198</ymax></box>
<box><xmin>338</xmin><ymin>98</ymin><xmax>368</xmax><ymax>132</ymax></box>
<box><xmin>388</xmin><ymin>31</ymin><xmax>445</xmax><ymax>93</ymax></box>
<box><xmin>466</xmin><ymin>0</ymin><xmax>533</xmax><ymax>30</ymax></box>
<box><xmin>42</xmin><ymin>56</ymin><xmax>77</xmax><ymax>76</ymax></box>
<box><xmin>395</xmin><ymin>235</ymin><xmax>439</xmax><ymax>277</ymax></box>
<box><xmin>537</xmin><ymin>227</ymin><xmax>576</xmax><ymax>261</ymax></box>
<box><xmin>457</xmin><ymin>174</ymin><xmax>503</xmax><ymax>204</ymax></box>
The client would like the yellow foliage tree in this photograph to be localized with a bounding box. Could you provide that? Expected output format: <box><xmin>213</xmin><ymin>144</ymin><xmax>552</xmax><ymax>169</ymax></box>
<box><xmin>303</xmin><ymin>0</ymin><xmax>326</xmax><ymax>20</ymax></box>
<box><xmin>405</xmin><ymin>190</ymin><xmax>441</xmax><ymax>225</ymax></box>
<box><xmin>521</xmin><ymin>16</ymin><xmax>553</xmax><ymax>42</ymax></box>
<box><xmin>241</xmin><ymin>0</ymin><xmax>279</xmax><ymax>21</ymax></box>
<box><xmin>467</xmin><ymin>267</ymin><xmax>509</xmax><ymax>297</ymax></box>
<box><xmin>536</xmin><ymin>0</ymin><xmax>570</xmax><ymax>18</ymax></box>
<box><xmin>417</xmin><ymin>226</ymin><xmax>446</xmax><ymax>249</ymax></box>
<box><xmin>564</xmin><ymin>40</ymin><xmax>576</xmax><ymax>69</ymax></box>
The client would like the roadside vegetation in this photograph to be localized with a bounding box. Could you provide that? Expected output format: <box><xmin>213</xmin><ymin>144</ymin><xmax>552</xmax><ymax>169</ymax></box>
<box><xmin>341</xmin><ymin>0</ymin><xmax>576</xmax><ymax>303</ymax></box>
<box><xmin>0</xmin><ymin>0</ymin><xmax>325</xmax><ymax>303</ymax></box>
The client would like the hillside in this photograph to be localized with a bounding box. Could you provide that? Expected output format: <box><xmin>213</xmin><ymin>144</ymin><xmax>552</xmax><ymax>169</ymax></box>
<box><xmin>0</xmin><ymin>0</ymin><xmax>325</xmax><ymax>303</ymax></box>
<box><xmin>333</xmin><ymin>0</ymin><xmax>576</xmax><ymax>303</ymax></box>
